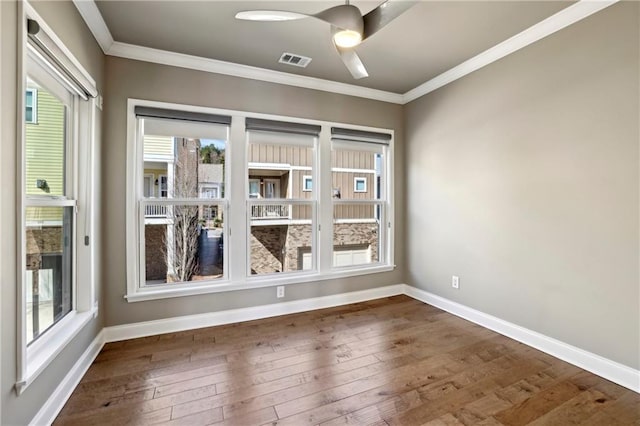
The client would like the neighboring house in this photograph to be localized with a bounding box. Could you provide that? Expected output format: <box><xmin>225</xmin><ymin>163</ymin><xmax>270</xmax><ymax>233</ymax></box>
<box><xmin>248</xmin><ymin>144</ymin><xmax>379</xmax><ymax>274</ymax></box>
<box><xmin>142</xmin><ymin>136</ymin><xmax>379</xmax><ymax>281</ymax></box>
<box><xmin>198</xmin><ymin>163</ymin><xmax>224</xmax><ymax>224</ymax></box>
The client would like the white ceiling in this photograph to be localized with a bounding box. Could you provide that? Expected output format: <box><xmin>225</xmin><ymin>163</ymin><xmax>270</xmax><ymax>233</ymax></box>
<box><xmin>91</xmin><ymin>1</ymin><xmax>574</xmax><ymax>94</ymax></box>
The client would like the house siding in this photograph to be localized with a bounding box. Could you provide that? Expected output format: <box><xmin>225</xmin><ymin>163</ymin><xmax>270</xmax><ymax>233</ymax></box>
<box><xmin>144</xmin><ymin>134</ymin><xmax>173</xmax><ymax>158</ymax></box>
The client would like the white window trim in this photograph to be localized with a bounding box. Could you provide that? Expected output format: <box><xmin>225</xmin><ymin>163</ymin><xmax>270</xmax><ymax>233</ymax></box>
<box><xmin>25</xmin><ymin>87</ymin><xmax>37</xmax><ymax>124</ymax></box>
<box><xmin>354</xmin><ymin>176</ymin><xmax>367</xmax><ymax>192</ymax></box>
<box><xmin>16</xmin><ymin>2</ymin><xmax>98</xmax><ymax>394</ymax></box>
<box><xmin>302</xmin><ymin>175</ymin><xmax>312</xmax><ymax>192</ymax></box>
<box><xmin>125</xmin><ymin>99</ymin><xmax>394</xmax><ymax>303</ymax></box>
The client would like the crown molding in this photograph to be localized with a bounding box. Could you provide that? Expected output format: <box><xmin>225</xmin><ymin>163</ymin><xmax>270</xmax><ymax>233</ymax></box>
<box><xmin>73</xmin><ymin>0</ymin><xmax>618</xmax><ymax>105</ymax></box>
<box><xmin>72</xmin><ymin>0</ymin><xmax>114</xmax><ymax>53</ymax></box>
<box><xmin>107</xmin><ymin>42</ymin><xmax>405</xmax><ymax>104</ymax></box>
<box><xmin>403</xmin><ymin>0</ymin><xmax>619</xmax><ymax>103</ymax></box>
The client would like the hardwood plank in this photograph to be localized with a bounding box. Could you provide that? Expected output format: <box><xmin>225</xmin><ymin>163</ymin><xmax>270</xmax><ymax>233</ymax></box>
<box><xmin>494</xmin><ymin>380</ymin><xmax>582</xmax><ymax>425</ymax></box>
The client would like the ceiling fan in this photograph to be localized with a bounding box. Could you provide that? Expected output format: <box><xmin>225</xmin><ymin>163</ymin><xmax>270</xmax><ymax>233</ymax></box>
<box><xmin>235</xmin><ymin>1</ymin><xmax>416</xmax><ymax>79</ymax></box>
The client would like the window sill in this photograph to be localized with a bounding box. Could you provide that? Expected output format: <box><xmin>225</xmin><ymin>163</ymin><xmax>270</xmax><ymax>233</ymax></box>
<box><xmin>125</xmin><ymin>264</ymin><xmax>396</xmax><ymax>303</ymax></box>
<box><xmin>16</xmin><ymin>309</ymin><xmax>97</xmax><ymax>395</ymax></box>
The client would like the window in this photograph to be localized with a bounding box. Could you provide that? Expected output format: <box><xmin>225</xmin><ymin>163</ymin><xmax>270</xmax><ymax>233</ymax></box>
<box><xmin>303</xmin><ymin>175</ymin><xmax>312</xmax><ymax>192</ymax></box>
<box><xmin>126</xmin><ymin>101</ymin><xmax>394</xmax><ymax>301</ymax></box>
<box><xmin>331</xmin><ymin>127</ymin><xmax>390</xmax><ymax>268</ymax></box>
<box><xmin>25</xmin><ymin>88</ymin><xmax>37</xmax><ymax>123</ymax></box>
<box><xmin>246</xmin><ymin>118</ymin><xmax>319</xmax><ymax>276</ymax></box>
<box><xmin>18</xmin><ymin>12</ymin><xmax>98</xmax><ymax>394</ymax></box>
<box><xmin>127</xmin><ymin>106</ymin><xmax>231</xmax><ymax>296</ymax></box>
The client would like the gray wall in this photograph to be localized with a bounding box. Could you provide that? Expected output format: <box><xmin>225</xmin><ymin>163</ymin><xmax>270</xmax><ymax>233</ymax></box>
<box><xmin>405</xmin><ymin>2</ymin><xmax>639</xmax><ymax>369</ymax></box>
<box><xmin>0</xmin><ymin>1</ymin><xmax>104</xmax><ymax>424</ymax></box>
<box><xmin>101</xmin><ymin>56</ymin><xmax>405</xmax><ymax>326</ymax></box>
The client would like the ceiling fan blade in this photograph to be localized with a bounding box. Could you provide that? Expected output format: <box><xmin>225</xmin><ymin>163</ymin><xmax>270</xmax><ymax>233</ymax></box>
<box><xmin>235</xmin><ymin>10</ymin><xmax>308</xmax><ymax>21</ymax></box>
<box><xmin>362</xmin><ymin>0</ymin><xmax>416</xmax><ymax>41</ymax></box>
<box><xmin>314</xmin><ymin>5</ymin><xmax>363</xmax><ymax>32</ymax></box>
<box><xmin>333</xmin><ymin>42</ymin><xmax>368</xmax><ymax>79</ymax></box>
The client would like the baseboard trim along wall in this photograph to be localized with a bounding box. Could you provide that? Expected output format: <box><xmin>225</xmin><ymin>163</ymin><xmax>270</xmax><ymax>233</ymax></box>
<box><xmin>32</xmin><ymin>282</ymin><xmax>639</xmax><ymax>425</ymax></box>
<box><xmin>30</xmin><ymin>330</ymin><xmax>106</xmax><ymax>426</ymax></box>
<box><xmin>403</xmin><ymin>285</ymin><xmax>640</xmax><ymax>394</ymax></box>
<box><xmin>103</xmin><ymin>284</ymin><xmax>406</xmax><ymax>342</ymax></box>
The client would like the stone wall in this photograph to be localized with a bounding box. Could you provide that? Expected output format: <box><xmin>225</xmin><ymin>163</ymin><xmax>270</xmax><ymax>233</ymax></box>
<box><xmin>25</xmin><ymin>227</ymin><xmax>63</xmax><ymax>269</ymax></box>
<box><xmin>283</xmin><ymin>224</ymin><xmax>313</xmax><ymax>271</ymax></box>
<box><xmin>250</xmin><ymin>225</ymin><xmax>287</xmax><ymax>274</ymax></box>
<box><xmin>145</xmin><ymin>224</ymin><xmax>167</xmax><ymax>281</ymax></box>
<box><xmin>251</xmin><ymin>222</ymin><xmax>379</xmax><ymax>273</ymax></box>
<box><xmin>333</xmin><ymin>222</ymin><xmax>379</xmax><ymax>262</ymax></box>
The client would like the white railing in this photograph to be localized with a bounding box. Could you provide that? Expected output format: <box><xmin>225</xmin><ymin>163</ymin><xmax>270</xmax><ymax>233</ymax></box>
<box><xmin>145</xmin><ymin>204</ymin><xmax>167</xmax><ymax>217</ymax></box>
<box><xmin>251</xmin><ymin>204</ymin><xmax>289</xmax><ymax>219</ymax></box>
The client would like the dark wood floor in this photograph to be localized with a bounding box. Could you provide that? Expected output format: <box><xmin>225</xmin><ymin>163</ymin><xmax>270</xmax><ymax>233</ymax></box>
<box><xmin>54</xmin><ymin>295</ymin><xmax>640</xmax><ymax>425</ymax></box>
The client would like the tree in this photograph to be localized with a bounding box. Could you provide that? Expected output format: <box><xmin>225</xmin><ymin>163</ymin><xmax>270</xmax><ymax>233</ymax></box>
<box><xmin>165</xmin><ymin>138</ymin><xmax>200</xmax><ymax>283</ymax></box>
<box><xmin>201</xmin><ymin>144</ymin><xmax>225</xmax><ymax>165</ymax></box>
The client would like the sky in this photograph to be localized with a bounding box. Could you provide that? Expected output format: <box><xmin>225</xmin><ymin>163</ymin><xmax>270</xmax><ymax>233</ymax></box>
<box><xmin>201</xmin><ymin>139</ymin><xmax>226</xmax><ymax>150</ymax></box>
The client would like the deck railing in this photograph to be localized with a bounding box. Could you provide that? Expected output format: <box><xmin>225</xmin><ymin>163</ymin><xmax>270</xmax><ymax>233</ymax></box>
<box><xmin>145</xmin><ymin>204</ymin><xmax>167</xmax><ymax>217</ymax></box>
<box><xmin>250</xmin><ymin>204</ymin><xmax>289</xmax><ymax>219</ymax></box>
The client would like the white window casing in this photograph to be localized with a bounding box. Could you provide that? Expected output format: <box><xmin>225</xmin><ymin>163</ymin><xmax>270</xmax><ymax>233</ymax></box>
<box><xmin>17</xmin><ymin>2</ymin><xmax>99</xmax><ymax>394</ymax></box>
<box><xmin>125</xmin><ymin>99</ymin><xmax>394</xmax><ymax>302</ymax></box>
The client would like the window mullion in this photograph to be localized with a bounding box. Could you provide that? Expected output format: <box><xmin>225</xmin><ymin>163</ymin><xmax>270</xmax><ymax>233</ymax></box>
<box><xmin>318</xmin><ymin>126</ymin><xmax>333</xmax><ymax>273</ymax></box>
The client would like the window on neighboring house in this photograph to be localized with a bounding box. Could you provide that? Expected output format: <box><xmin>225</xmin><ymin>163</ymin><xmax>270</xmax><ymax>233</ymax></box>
<box><xmin>159</xmin><ymin>175</ymin><xmax>168</xmax><ymax>198</ymax></box>
<box><xmin>129</xmin><ymin>107</ymin><xmax>231</xmax><ymax>296</ymax></box>
<box><xmin>303</xmin><ymin>175</ymin><xmax>312</xmax><ymax>192</ymax></box>
<box><xmin>19</xmin><ymin>13</ymin><xmax>98</xmax><ymax>394</ymax></box>
<box><xmin>25</xmin><ymin>88</ymin><xmax>37</xmax><ymax>123</ymax></box>
<box><xmin>200</xmin><ymin>186</ymin><xmax>219</xmax><ymax>199</ymax></box>
<box><xmin>246</xmin><ymin>118</ymin><xmax>319</xmax><ymax>276</ymax></box>
<box><xmin>331</xmin><ymin>127</ymin><xmax>390</xmax><ymax>268</ymax></box>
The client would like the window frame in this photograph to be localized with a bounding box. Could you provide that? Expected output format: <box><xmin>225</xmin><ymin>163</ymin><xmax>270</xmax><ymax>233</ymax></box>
<box><xmin>125</xmin><ymin>99</ymin><xmax>395</xmax><ymax>303</ymax></box>
<box><xmin>354</xmin><ymin>176</ymin><xmax>367</xmax><ymax>193</ymax></box>
<box><xmin>303</xmin><ymin>175</ymin><xmax>313</xmax><ymax>192</ymax></box>
<box><xmin>17</xmin><ymin>3</ymin><xmax>99</xmax><ymax>394</ymax></box>
<box><xmin>331</xmin><ymin>139</ymin><xmax>388</xmax><ymax>270</ymax></box>
<box><xmin>131</xmin><ymin>111</ymin><xmax>232</xmax><ymax>294</ymax></box>
<box><xmin>25</xmin><ymin>88</ymin><xmax>37</xmax><ymax>124</ymax></box>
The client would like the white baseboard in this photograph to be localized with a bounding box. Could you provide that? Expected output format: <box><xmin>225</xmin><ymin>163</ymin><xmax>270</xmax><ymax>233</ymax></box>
<box><xmin>104</xmin><ymin>284</ymin><xmax>405</xmax><ymax>343</ymax></box>
<box><xmin>29</xmin><ymin>330</ymin><xmax>106</xmax><ymax>426</ymax></box>
<box><xmin>403</xmin><ymin>284</ymin><xmax>640</xmax><ymax>393</ymax></box>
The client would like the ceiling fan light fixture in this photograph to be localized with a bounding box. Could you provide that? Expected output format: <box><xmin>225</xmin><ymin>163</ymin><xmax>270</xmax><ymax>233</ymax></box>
<box><xmin>235</xmin><ymin>11</ymin><xmax>305</xmax><ymax>21</ymax></box>
<box><xmin>333</xmin><ymin>29</ymin><xmax>362</xmax><ymax>48</ymax></box>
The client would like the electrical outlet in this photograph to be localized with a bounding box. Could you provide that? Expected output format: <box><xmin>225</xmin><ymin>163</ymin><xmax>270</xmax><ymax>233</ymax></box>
<box><xmin>452</xmin><ymin>276</ymin><xmax>460</xmax><ymax>289</ymax></box>
<box><xmin>276</xmin><ymin>286</ymin><xmax>285</xmax><ymax>298</ymax></box>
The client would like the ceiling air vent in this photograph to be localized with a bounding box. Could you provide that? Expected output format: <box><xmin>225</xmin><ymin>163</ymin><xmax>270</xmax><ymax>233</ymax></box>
<box><xmin>278</xmin><ymin>52</ymin><xmax>312</xmax><ymax>68</ymax></box>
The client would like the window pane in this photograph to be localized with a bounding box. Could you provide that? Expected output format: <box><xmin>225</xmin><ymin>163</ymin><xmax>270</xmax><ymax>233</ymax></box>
<box><xmin>25</xmin><ymin>206</ymin><xmax>73</xmax><ymax>344</ymax></box>
<box><xmin>144</xmin><ymin>203</ymin><xmax>224</xmax><ymax>285</ymax></box>
<box><xmin>333</xmin><ymin>204</ymin><xmax>380</xmax><ymax>267</ymax></box>
<box><xmin>331</xmin><ymin>147</ymin><xmax>382</xmax><ymax>201</ymax></box>
<box><xmin>142</xmin><ymin>119</ymin><xmax>227</xmax><ymax>200</ymax></box>
<box><xmin>25</xmin><ymin>79</ymin><xmax>66</xmax><ymax>196</ymax></box>
<box><xmin>250</xmin><ymin>203</ymin><xmax>313</xmax><ymax>275</ymax></box>
<box><xmin>247</xmin><ymin>139</ymin><xmax>314</xmax><ymax>200</ymax></box>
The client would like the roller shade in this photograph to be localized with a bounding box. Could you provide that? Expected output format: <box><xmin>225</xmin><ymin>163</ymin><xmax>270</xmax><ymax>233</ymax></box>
<box><xmin>246</xmin><ymin>118</ymin><xmax>321</xmax><ymax>137</ymax></box>
<box><xmin>135</xmin><ymin>106</ymin><xmax>231</xmax><ymax>125</ymax></box>
<box><xmin>331</xmin><ymin>127</ymin><xmax>391</xmax><ymax>145</ymax></box>
<box><xmin>27</xmin><ymin>19</ymin><xmax>98</xmax><ymax>100</ymax></box>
